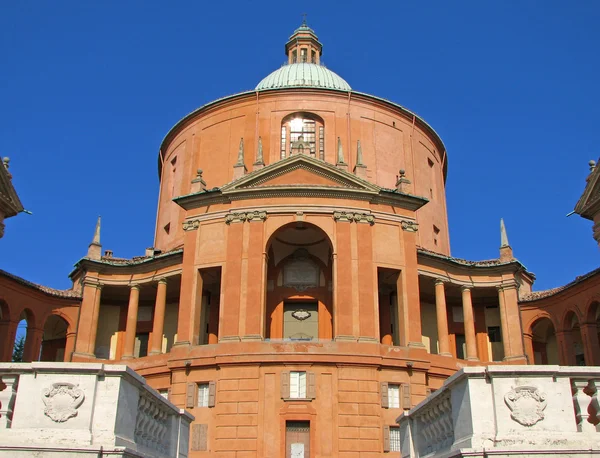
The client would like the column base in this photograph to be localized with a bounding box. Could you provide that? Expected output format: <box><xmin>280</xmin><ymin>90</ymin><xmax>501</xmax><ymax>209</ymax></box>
<box><xmin>503</xmin><ymin>354</ymin><xmax>527</xmax><ymax>362</ymax></box>
<box><xmin>148</xmin><ymin>350</ymin><xmax>163</xmax><ymax>356</ymax></box>
<box><xmin>241</xmin><ymin>335</ymin><xmax>263</xmax><ymax>342</ymax></box>
<box><xmin>71</xmin><ymin>352</ymin><xmax>96</xmax><ymax>361</ymax></box>
<box><xmin>439</xmin><ymin>352</ymin><xmax>453</xmax><ymax>357</ymax></box>
<box><xmin>219</xmin><ymin>336</ymin><xmax>241</xmax><ymax>343</ymax></box>
<box><xmin>121</xmin><ymin>355</ymin><xmax>134</xmax><ymax>360</ymax></box>
<box><xmin>335</xmin><ymin>335</ymin><xmax>358</xmax><ymax>342</ymax></box>
<box><xmin>408</xmin><ymin>341</ymin><xmax>427</xmax><ymax>349</ymax></box>
<box><xmin>466</xmin><ymin>357</ymin><xmax>480</xmax><ymax>362</ymax></box>
<box><xmin>358</xmin><ymin>336</ymin><xmax>379</xmax><ymax>343</ymax></box>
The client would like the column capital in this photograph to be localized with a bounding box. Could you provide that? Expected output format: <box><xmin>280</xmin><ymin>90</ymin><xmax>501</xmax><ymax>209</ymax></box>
<box><xmin>83</xmin><ymin>279</ymin><xmax>102</xmax><ymax>289</ymax></box>
<box><xmin>157</xmin><ymin>277</ymin><xmax>168</xmax><ymax>285</ymax></box>
<box><xmin>460</xmin><ymin>285</ymin><xmax>472</xmax><ymax>292</ymax></box>
<box><xmin>129</xmin><ymin>284</ymin><xmax>140</xmax><ymax>291</ymax></box>
<box><xmin>434</xmin><ymin>279</ymin><xmax>446</xmax><ymax>286</ymax></box>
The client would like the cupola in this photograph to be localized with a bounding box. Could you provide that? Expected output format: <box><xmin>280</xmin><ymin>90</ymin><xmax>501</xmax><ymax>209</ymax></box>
<box><xmin>285</xmin><ymin>17</ymin><xmax>323</xmax><ymax>64</ymax></box>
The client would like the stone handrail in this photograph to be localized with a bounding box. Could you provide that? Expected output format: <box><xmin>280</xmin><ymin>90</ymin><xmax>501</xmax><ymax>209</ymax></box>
<box><xmin>0</xmin><ymin>362</ymin><xmax>194</xmax><ymax>458</ymax></box>
<box><xmin>398</xmin><ymin>366</ymin><xmax>600</xmax><ymax>458</ymax></box>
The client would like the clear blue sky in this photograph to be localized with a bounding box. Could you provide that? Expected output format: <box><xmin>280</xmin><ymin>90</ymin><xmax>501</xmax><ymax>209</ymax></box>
<box><xmin>1</xmin><ymin>1</ymin><xmax>598</xmax><ymax>292</ymax></box>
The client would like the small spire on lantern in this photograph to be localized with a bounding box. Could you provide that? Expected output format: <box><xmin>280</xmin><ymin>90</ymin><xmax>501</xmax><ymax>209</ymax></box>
<box><xmin>87</xmin><ymin>216</ymin><xmax>102</xmax><ymax>260</ymax></box>
<box><xmin>499</xmin><ymin>218</ymin><xmax>514</xmax><ymax>262</ymax></box>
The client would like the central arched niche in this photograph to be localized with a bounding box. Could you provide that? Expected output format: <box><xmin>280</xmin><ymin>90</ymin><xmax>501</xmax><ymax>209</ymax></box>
<box><xmin>265</xmin><ymin>222</ymin><xmax>333</xmax><ymax>340</ymax></box>
<box><xmin>280</xmin><ymin>112</ymin><xmax>325</xmax><ymax>160</ymax></box>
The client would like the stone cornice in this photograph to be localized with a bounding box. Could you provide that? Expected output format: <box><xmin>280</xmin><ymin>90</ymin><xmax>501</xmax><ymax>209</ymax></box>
<box><xmin>69</xmin><ymin>250</ymin><xmax>184</xmax><ymax>279</ymax></box>
<box><xmin>181</xmin><ymin>205</ymin><xmax>418</xmax><ymax>231</ymax></box>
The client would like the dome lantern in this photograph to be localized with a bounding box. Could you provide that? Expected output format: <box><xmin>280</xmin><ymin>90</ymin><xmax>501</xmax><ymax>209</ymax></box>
<box><xmin>285</xmin><ymin>17</ymin><xmax>323</xmax><ymax>65</ymax></box>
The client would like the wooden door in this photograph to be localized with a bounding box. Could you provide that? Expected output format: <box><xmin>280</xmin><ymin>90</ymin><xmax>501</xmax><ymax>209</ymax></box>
<box><xmin>286</xmin><ymin>421</ymin><xmax>310</xmax><ymax>458</ymax></box>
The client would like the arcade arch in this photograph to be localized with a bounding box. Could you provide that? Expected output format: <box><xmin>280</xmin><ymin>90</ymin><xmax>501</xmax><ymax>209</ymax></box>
<box><xmin>40</xmin><ymin>314</ymin><xmax>69</xmax><ymax>362</ymax></box>
<box><xmin>530</xmin><ymin>317</ymin><xmax>559</xmax><ymax>365</ymax></box>
<box><xmin>265</xmin><ymin>222</ymin><xmax>333</xmax><ymax>340</ymax></box>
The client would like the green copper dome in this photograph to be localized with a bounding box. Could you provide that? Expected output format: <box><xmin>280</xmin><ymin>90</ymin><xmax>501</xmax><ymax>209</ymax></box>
<box><xmin>255</xmin><ymin>63</ymin><xmax>351</xmax><ymax>91</ymax></box>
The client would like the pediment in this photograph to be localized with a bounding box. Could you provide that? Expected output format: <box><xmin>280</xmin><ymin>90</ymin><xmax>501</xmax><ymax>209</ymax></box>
<box><xmin>221</xmin><ymin>154</ymin><xmax>380</xmax><ymax>193</ymax></box>
<box><xmin>575</xmin><ymin>164</ymin><xmax>600</xmax><ymax>220</ymax></box>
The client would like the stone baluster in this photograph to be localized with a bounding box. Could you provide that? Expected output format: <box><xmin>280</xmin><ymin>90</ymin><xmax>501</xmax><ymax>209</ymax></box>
<box><xmin>587</xmin><ymin>379</ymin><xmax>600</xmax><ymax>431</ymax></box>
<box><xmin>0</xmin><ymin>374</ymin><xmax>19</xmax><ymax>428</ymax></box>
<box><xmin>572</xmin><ymin>378</ymin><xmax>595</xmax><ymax>433</ymax></box>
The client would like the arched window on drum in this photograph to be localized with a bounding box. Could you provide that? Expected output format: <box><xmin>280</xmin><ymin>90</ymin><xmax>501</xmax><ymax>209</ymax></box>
<box><xmin>281</xmin><ymin>112</ymin><xmax>325</xmax><ymax>160</ymax></box>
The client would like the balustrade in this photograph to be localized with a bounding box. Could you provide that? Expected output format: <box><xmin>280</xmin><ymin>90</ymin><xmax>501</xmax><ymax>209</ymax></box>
<box><xmin>398</xmin><ymin>366</ymin><xmax>600</xmax><ymax>458</ymax></box>
<box><xmin>0</xmin><ymin>362</ymin><xmax>193</xmax><ymax>458</ymax></box>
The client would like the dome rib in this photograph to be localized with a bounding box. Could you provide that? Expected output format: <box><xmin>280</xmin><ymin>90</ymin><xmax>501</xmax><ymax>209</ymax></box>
<box><xmin>256</xmin><ymin>63</ymin><xmax>351</xmax><ymax>91</ymax></box>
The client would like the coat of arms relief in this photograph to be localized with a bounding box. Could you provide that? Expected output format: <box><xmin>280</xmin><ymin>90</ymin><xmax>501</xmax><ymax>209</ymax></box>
<box><xmin>504</xmin><ymin>385</ymin><xmax>547</xmax><ymax>426</ymax></box>
<box><xmin>42</xmin><ymin>382</ymin><xmax>85</xmax><ymax>423</ymax></box>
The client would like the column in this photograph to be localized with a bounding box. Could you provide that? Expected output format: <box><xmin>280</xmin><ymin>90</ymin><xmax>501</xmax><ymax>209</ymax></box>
<box><xmin>461</xmin><ymin>287</ymin><xmax>478</xmax><ymax>361</ymax></box>
<box><xmin>64</xmin><ymin>331</ymin><xmax>76</xmax><ymax>362</ymax></box>
<box><xmin>0</xmin><ymin>320</ymin><xmax>18</xmax><ymax>361</ymax></box>
<box><xmin>523</xmin><ymin>332</ymin><xmax>535</xmax><ymax>365</ymax></box>
<box><xmin>434</xmin><ymin>280</ymin><xmax>451</xmax><ymax>356</ymax></box>
<box><xmin>580</xmin><ymin>322</ymin><xmax>600</xmax><ymax>366</ymax></box>
<box><xmin>150</xmin><ymin>278</ymin><xmax>168</xmax><ymax>355</ymax></box>
<box><xmin>23</xmin><ymin>327</ymin><xmax>44</xmax><ymax>362</ymax></box>
<box><xmin>87</xmin><ymin>284</ymin><xmax>103</xmax><ymax>357</ymax></box>
<box><xmin>497</xmin><ymin>286</ymin><xmax>511</xmax><ymax>360</ymax></box>
<box><xmin>122</xmin><ymin>285</ymin><xmax>140</xmax><ymax>360</ymax></box>
<box><xmin>174</xmin><ymin>228</ymin><xmax>200</xmax><ymax>346</ymax></box>
<box><xmin>73</xmin><ymin>280</ymin><xmax>102</xmax><ymax>358</ymax></box>
<box><xmin>400</xmin><ymin>227</ymin><xmax>424</xmax><ymax>348</ymax></box>
<box><xmin>498</xmin><ymin>284</ymin><xmax>526</xmax><ymax>360</ymax></box>
<box><xmin>556</xmin><ymin>330</ymin><xmax>576</xmax><ymax>365</ymax></box>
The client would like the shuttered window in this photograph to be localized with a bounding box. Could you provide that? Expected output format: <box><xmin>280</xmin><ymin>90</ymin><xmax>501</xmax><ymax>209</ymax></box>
<box><xmin>186</xmin><ymin>381</ymin><xmax>216</xmax><ymax>408</ymax></box>
<box><xmin>198</xmin><ymin>383</ymin><xmax>210</xmax><ymax>407</ymax></box>
<box><xmin>282</xmin><ymin>371</ymin><xmax>316</xmax><ymax>400</ymax></box>
<box><xmin>290</xmin><ymin>371</ymin><xmax>306</xmax><ymax>399</ymax></box>
<box><xmin>388</xmin><ymin>384</ymin><xmax>400</xmax><ymax>408</ymax></box>
<box><xmin>390</xmin><ymin>426</ymin><xmax>401</xmax><ymax>451</ymax></box>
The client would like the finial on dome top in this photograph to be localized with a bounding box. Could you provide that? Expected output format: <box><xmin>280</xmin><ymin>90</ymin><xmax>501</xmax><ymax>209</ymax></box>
<box><xmin>301</xmin><ymin>13</ymin><xmax>307</xmax><ymax>26</ymax></box>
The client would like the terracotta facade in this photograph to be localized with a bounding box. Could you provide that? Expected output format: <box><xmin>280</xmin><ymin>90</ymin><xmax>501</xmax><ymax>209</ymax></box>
<box><xmin>1</xmin><ymin>22</ymin><xmax>599</xmax><ymax>457</ymax></box>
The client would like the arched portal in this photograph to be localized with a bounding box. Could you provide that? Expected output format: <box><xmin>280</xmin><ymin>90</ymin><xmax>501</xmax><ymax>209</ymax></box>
<box><xmin>265</xmin><ymin>222</ymin><xmax>333</xmax><ymax>341</ymax></box>
<box><xmin>564</xmin><ymin>311</ymin><xmax>586</xmax><ymax>365</ymax></box>
<box><xmin>40</xmin><ymin>314</ymin><xmax>69</xmax><ymax>362</ymax></box>
<box><xmin>531</xmin><ymin>317</ymin><xmax>559</xmax><ymax>365</ymax></box>
<box><xmin>14</xmin><ymin>309</ymin><xmax>34</xmax><ymax>362</ymax></box>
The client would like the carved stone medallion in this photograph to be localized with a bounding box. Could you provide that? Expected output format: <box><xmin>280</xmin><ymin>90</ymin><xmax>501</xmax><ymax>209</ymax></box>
<box><xmin>504</xmin><ymin>385</ymin><xmax>547</xmax><ymax>426</ymax></box>
<box><xmin>292</xmin><ymin>309</ymin><xmax>312</xmax><ymax>321</ymax></box>
<box><xmin>42</xmin><ymin>382</ymin><xmax>85</xmax><ymax>422</ymax></box>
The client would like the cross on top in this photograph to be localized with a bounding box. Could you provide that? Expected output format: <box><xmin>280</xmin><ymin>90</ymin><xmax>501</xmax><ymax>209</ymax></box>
<box><xmin>302</xmin><ymin>13</ymin><xmax>307</xmax><ymax>25</ymax></box>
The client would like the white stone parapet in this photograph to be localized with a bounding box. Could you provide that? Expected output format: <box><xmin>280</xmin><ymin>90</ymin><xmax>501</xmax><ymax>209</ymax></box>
<box><xmin>397</xmin><ymin>366</ymin><xmax>600</xmax><ymax>457</ymax></box>
<box><xmin>0</xmin><ymin>362</ymin><xmax>194</xmax><ymax>458</ymax></box>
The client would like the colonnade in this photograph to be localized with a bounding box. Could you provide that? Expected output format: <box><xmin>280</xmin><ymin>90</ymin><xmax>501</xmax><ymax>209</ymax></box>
<box><xmin>73</xmin><ymin>278</ymin><xmax>170</xmax><ymax>360</ymax></box>
<box><xmin>432</xmin><ymin>280</ymin><xmax>525</xmax><ymax>361</ymax></box>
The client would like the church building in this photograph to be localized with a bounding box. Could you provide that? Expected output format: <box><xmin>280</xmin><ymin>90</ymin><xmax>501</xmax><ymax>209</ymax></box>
<box><xmin>1</xmin><ymin>22</ymin><xmax>599</xmax><ymax>457</ymax></box>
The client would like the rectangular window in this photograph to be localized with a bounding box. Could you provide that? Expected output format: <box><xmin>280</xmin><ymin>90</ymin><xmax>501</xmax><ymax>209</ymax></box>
<box><xmin>300</xmin><ymin>48</ymin><xmax>307</xmax><ymax>62</ymax></box>
<box><xmin>281</xmin><ymin>126</ymin><xmax>287</xmax><ymax>159</ymax></box>
<box><xmin>292</xmin><ymin>50</ymin><xmax>297</xmax><ymax>63</ymax></box>
<box><xmin>290</xmin><ymin>371</ymin><xmax>307</xmax><ymax>399</ymax></box>
<box><xmin>388</xmin><ymin>384</ymin><xmax>400</xmax><ymax>408</ymax></box>
<box><xmin>319</xmin><ymin>126</ymin><xmax>324</xmax><ymax>160</ymax></box>
<box><xmin>433</xmin><ymin>225</ymin><xmax>440</xmax><ymax>246</ymax></box>
<box><xmin>311</xmin><ymin>50</ymin><xmax>316</xmax><ymax>63</ymax></box>
<box><xmin>197</xmin><ymin>383</ymin><xmax>210</xmax><ymax>407</ymax></box>
<box><xmin>390</xmin><ymin>426</ymin><xmax>401</xmax><ymax>452</ymax></box>
<box><xmin>488</xmin><ymin>326</ymin><xmax>502</xmax><ymax>343</ymax></box>
<box><xmin>158</xmin><ymin>389</ymin><xmax>169</xmax><ymax>400</ymax></box>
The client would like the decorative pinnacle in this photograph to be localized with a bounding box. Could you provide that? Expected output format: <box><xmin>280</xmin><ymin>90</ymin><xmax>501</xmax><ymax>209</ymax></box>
<box><xmin>236</xmin><ymin>138</ymin><xmax>245</xmax><ymax>166</ymax></box>
<box><xmin>337</xmin><ymin>137</ymin><xmax>345</xmax><ymax>164</ymax></box>
<box><xmin>590</xmin><ymin>160</ymin><xmax>597</xmax><ymax>172</ymax></box>
<box><xmin>356</xmin><ymin>140</ymin><xmax>364</xmax><ymax>166</ymax></box>
<box><xmin>255</xmin><ymin>137</ymin><xmax>264</xmax><ymax>164</ymax></box>
<box><xmin>2</xmin><ymin>157</ymin><xmax>9</xmax><ymax>169</ymax></box>
<box><xmin>91</xmin><ymin>216</ymin><xmax>101</xmax><ymax>246</ymax></box>
<box><xmin>500</xmin><ymin>218</ymin><xmax>510</xmax><ymax>248</ymax></box>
